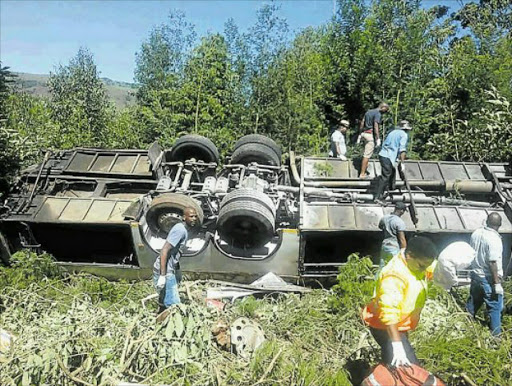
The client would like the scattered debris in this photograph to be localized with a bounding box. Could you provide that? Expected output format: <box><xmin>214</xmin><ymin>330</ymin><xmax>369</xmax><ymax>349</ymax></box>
<box><xmin>230</xmin><ymin>317</ymin><xmax>265</xmax><ymax>359</ymax></box>
<box><xmin>206</xmin><ymin>287</ymin><xmax>263</xmax><ymax>302</ymax></box>
<box><xmin>205</xmin><ymin>272</ymin><xmax>311</xmax><ymax>302</ymax></box>
<box><xmin>250</xmin><ymin>272</ymin><xmax>307</xmax><ymax>292</ymax></box>
<box><xmin>0</xmin><ymin>328</ymin><xmax>15</xmax><ymax>360</ymax></box>
<box><xmin>211</xmin><ymin>320</ymin><xmax>230</xmax><ymax>350</ymax></box>
<box><xmin>140</xmin><ymin>293</ymin><xmax>158</xmax><ymax>309</ymax></box>
<box><xmin>205</xmin><ymin>298</ymin><xmax>226</xmax><ymax>311</ymax></box>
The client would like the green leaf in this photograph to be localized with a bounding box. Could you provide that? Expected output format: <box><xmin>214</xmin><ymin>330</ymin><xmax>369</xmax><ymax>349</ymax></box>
<box><xmin>174</xmin><ymin>312</ymin><xmax>184</xmax><ymax>338</ymax></box>
<box><xmin>174</xmin><ymin>343</ymin><xmax>187</xmax><ymax>362</ymax></box>
<box><xmin>33</xmin><ymin>354</ymin><xmax>43</xmax><ymax>367</ymax></box>
<box><xmin>165</xmin><ymin>314</ymin><xmax>175</xmax><ymax>339</ymax></box>
<box><xmin>22</xmin><ymin>372</ymin><xmax>30</xmax><ymax>386</ymax></box>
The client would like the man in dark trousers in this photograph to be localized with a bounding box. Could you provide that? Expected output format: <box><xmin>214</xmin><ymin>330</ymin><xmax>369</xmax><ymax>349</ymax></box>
<box><xmin>466</xmin><ymin>212</ymin><xmax>504</xmax><ymax>336</ymax></box>
<box><xmin>358</xmin><ymin>102</ymin><xmax>389</xmax><ymax>178</ymax></box>
<box><xmin>154</xmin><ymin>207</ymin><xmax>198</xmax><ymax>312</ymax></box>
<box><xmin>374</xmin><ymin>120</ymin><xmax>412</xmax><ymax>203</ymax></box>
<box><xmin>378</xmin><ymin>202</ymin><xmax>407</xmax><ymax>268</ymax></box>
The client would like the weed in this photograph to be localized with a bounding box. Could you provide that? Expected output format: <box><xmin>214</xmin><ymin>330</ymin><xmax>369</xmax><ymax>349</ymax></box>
<box><xmin>236</xmin><ymin>295</ymin><xmax>261</xmax><ymax>318</ymax></box>
<box><xmin>1</xmin><ymin>251</ymin><xmax>511</xmax><ymax>385</ymax></box>
<box><xmin>313</xmin><ymin>161</ymin><xmax>334</xmax><ymax>177</ymax></box>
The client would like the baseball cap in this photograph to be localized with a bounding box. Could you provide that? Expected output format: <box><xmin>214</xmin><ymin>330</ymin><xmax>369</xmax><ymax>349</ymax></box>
<box><xmin>395</xmin><ymin>202</ymin><xmax>407</xmax><ymax>210</ymax></box>
<box><xmin>339</xmin><ymin>119</ymin><xmax>350</xmax><ymax>127</ymax></box>
<box><xmin>399</xmin><ymin>120</ymin><xmax>413</xmax><ymax>130</ymax></box>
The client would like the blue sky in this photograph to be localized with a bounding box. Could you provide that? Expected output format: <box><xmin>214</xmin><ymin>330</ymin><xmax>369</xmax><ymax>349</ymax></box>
<box><xmin>1</xmin><ymin>0</ymin><xmax>463</xmax><ymax>83</ymax></box>
<box><xmin>1</xmin><ymin>0</ymin><xmax>335</xmax><ymax>82</ymax></box>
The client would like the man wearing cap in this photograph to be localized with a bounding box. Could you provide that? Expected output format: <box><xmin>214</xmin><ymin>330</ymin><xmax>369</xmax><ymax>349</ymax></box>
<box><xmin>357</xmin><ymin>102</ymin><xmax>390</xmax><ymax>178</ymax></box>
<box><xmin>329</xmin><ymin>120</ymin><xmax>349</xmax><ymax>160</ymax></box>
<box><xmin>378</xmin><ymin>202</ymin><xmax>407</xmax><ymax>268</ymax></box>
<box><xmin>374</xmin><ymin>120</ymin><xmax>413</xmax><ymax>203</ymax></box>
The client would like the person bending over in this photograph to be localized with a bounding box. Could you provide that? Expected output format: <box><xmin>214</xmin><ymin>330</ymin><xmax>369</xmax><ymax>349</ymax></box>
<box><xmin>362</xmin><ymin>236</ymin><xmax>438</xmax><ymax>367</ymax></box>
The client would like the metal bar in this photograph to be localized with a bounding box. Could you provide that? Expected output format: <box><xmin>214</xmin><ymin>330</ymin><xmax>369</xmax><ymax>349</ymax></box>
<box><xmin>82</xmin><ymin>199</ymin><xmax>96</xmax><ymax>221</ymax></box>
<box><xmin>300</xmin><ymin>155</ymin><xmax>305</xmax><ymax>228</ymax></box>
<box><xmin>23</xmin><ymin>151</ymin><xmax>52</xmax><ymax>211</ymax></box>
<box><xmin>455</xmin><ymin>207</ymin><xmax>468</xmax><ymax>230</ymax></box>
<box><xmin>62</xmin><ymin>151</ymin><xmax>78</xmax><ymax>171</ymax></box>
<box><xmin>22</xmin><ymin>175</ymin><xmax>158</xmax><ymax>184</ymax></box>
<box><xmin>57</xmin><ymin>198</ymin><xmax>72</xmax><ymax>220</ymax></box>
<box><xmin>129</xmin><ymin>154</ymin><xmax>141</xmax><ymax>174</ymax></box>
<box><xmin>303</xmin><ymin>263</ymin><xmax>343</xmax><ymax>267</ymax></box>
<box><xmin>86</xmin><ymin>153</ymin><xmax>99</xmax><ymax>172</ymax></box>
<box><xmin>417</xmin><ymin>161</ymin><xmax>425</xmax><ymax>180</ymax></box>
<box><xmin>106</xmin><ymin>200</ymin><xmax>118</xmax><ymax>220</ymax></box>
<box><xmin>432</xmin><ymin>207</ymin><xmax>443</xmax><ymax>230</ymax></box>
<box><xmin>462</xmin><ymin>163</ymin><xmax>471</xmax><ymax>180</ymax></box>
<box><xmin>106</xmin><ymin>153</ymin><xmax>119</xmax><ymax>173</ymax></box>
<box><xmin>298</xmin><ymin>154</ymin><xmax>306</xmax><ymax>275</ymax></box>
<box><xmin>437</xmin><ymin>161</ymin><xmax>446</xmax><ymax>181</ymax></box>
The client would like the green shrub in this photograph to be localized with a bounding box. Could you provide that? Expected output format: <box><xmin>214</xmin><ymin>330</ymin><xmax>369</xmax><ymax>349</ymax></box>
<box><xmin>328</xmin><ymin>254</ymin><xmax>375</xmax><ymax>313</ymax></box>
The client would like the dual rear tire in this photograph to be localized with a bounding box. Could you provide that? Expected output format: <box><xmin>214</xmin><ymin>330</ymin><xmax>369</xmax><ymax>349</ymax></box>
<box><xmin>159</xmin><ymin>133</ymin><xmax>281</xmax><ymax>248</ymax></box>
<box><xmin>231</xmin><ymin>134</ymin><xmax>281</xmax><ymax>167</ymax></box>
<box><xmin>217</xmin><ymin>189</ymin><xmax>276</xmax><ymax>248</ymax></box>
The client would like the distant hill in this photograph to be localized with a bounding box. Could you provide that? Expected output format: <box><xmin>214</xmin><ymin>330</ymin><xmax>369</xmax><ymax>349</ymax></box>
<box><xmin>12</xmin><ymin>72</ymin><xmax>137</xmax><ymax>110</ymax></box>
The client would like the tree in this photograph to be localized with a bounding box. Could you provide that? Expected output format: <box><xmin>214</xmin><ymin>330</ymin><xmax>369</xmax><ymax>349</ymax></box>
<box><xmin>103</xmin><ymin>106</ymin><xmax>146</xmax><ymax>149</ymax></box>
<box><xmin>246</xmin><ymin>4</ymin><xmax>289</xmax><ymax>135</ymax></box>
<box><xmin>179</xmin><ymin>34</ymin><xmax>241</xmax><ymax>151</ymax></box>
<box><xmin>134</xmin><ymin>10</ymin><xmax>197</xmax><ymax>142</ymax></box>
<box><xmin>0</xmin><ymin>64</ymin><xmax>21</xmax><ymax>198</ymax></box>
<box><xmin>0</xmin><ymin>64</ymin><xmax>16</xmax><ymax>122</ymax></box>
<box><xmin>427</xmin><ymin>87</ymin><xmax>512</xmax><ymax>161</ymax></box>
<box><xmin>4</xmin><ymin>92</ymin><xmax>56</xmax><ymax>160</ymax></box>
<box><xmin>135</xmin><ymin>10</ymin><xmax>196</xmax><ymax>92</ymax></box>
<box><xmin>259</xmin><ymin>27</ymin><xmax>335</xmax><ymax>155</ymax></box>
<box><xmin>48</xmin><ymin>47</ymin><xmax>113</xmax><ymax>148</ymax></box>
<box><xmin>223</xmin><ymin>18</ymin><xmax>252</xmax><ymax>133</ymax></box>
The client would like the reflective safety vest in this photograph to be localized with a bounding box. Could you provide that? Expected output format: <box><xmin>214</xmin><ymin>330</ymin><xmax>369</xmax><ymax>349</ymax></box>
<box><xmin>362</xmin><ymin>252</ymin><xmax>433</xmax><ymax>332</ymax></box>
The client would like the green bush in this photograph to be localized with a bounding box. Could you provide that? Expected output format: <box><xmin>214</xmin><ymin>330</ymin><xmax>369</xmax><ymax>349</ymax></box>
<box><xmin>328</xmin><ymin>254</ymin><xmax>375</xmax><ymax>314</ymax></box>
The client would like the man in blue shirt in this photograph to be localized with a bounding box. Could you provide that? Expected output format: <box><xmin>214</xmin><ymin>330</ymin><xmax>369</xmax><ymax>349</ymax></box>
<box><xmin>154</xmin><ymin>207</ymin><xmax>198</xmax><ymax>312</ymax></box>
<box><xmin>374</xmin><ymin>120</ymin><xmax>412</xmax><ymax>203</ymax></box>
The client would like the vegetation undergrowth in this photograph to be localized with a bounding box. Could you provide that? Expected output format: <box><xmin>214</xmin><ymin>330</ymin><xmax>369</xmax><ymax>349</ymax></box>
<box><xmin>1</xmin><ymin>251</ymin><xmax>511</xmax><ymax>385</ymax></box>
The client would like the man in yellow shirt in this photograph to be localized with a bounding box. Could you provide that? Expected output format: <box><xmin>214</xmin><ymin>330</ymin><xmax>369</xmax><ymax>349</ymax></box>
<box><xmin>362</xmin><ymin>236</ymin><xmax>438</xmax><ymax>367</ymax></box>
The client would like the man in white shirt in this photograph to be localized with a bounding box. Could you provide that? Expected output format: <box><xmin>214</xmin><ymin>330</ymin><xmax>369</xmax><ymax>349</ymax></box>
<box><xmin>328</xmin><ymin>120</ymin><xmax>349</xmax><ymax>160</ymax></box>
<box><xmin>466</xmin><ymin>212</ymin><xmax>504</xmax><ymax>336</ymax></box>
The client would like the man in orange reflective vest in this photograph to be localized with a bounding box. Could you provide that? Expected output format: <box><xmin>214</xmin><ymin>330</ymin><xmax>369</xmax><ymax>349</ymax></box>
<box><xmin>362</xmin><ymin>236</ymin><xmax>438</xmax><ymax>367</ymax></box>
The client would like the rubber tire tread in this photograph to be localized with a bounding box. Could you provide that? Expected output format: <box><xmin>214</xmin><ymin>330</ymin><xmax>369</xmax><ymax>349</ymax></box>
<box><xmin>217</xmin><ymin>200</ymin><xmax>275</xmax><ymax>247</ymax></box>
<box><xmin>221</xmin><ymin>189</ymin><xmax>276</xmax><ymax>217</ymax></box>
<box><xmin>169</xmin><ymin>134</ymin><xmax>220</xmax><ymax>163</ymax></box>
<box><xmin>230</xmin><ymin>143</ymin><xmax>281</xmax><ymax>166</ymax></box>
<box><xmin>234</xmin><ymin>134</ymin><xmax>282</xmax><ymax>158</ymax></box>
<box><xmin>146</xmin><ymin>193</ymin><xmax>204</xmax><ymax>237</ymax></box>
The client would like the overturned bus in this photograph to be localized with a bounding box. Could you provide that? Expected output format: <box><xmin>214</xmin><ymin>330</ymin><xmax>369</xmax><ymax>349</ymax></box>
<box><xmin>1</xmin><ymin>134</ymin><xmax>511</xmax><ymax>283</ymax></box>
